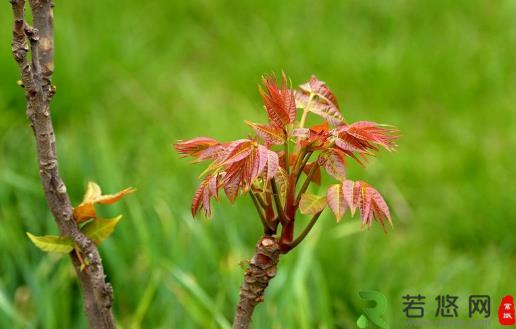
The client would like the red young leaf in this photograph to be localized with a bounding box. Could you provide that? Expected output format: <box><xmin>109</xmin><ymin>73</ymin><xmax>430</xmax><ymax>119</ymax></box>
<box><xmin>334</xmin><ymin>134</ymin><xmax>373</xmax><ymax>154</ymax></box>
<box><xmin>319</xmin><ymin>107</ymin><xmax>345</xmax><ymax>126</ymax></box>
<box><xmin>190</xmin><ymin>138</ymin><xmax>282</xmax><ymax>211</ymax></box>
<box><xmin>208</xmin><ymin>174</ymin><xmax>219</xmax><ymax>200</ymax></box>
<box><xmin>323</xmin><ymin>148</ymin><xmax>347</xmax><ymax>181</ymax></box>
<box><xmin>298</xmin><ymin>122</ymin><xmax>331</xmax><ymax>150</ymax></box>
<box><xmin>332</xmin><ymin>121</ymin><xmax>398</xmax><ymax>159</ymax></box>
<box><xmin>192</xmin><ymin>180</ymin><xmax>208</xmax><ymax>217</ymax></box>
<box><xmin>241</xmin><ymin>148</ymin><xmax>257</xmax><ymax>189</ymax></box>
<box><xmin>368</xmin><ymin>186</ymin><xmax>392</xmax><ymax>229</ymax></box>
<box><xmin>223</xmin><ymin>171</ymin><xmax>240</xmax><ymax>203</ymax></box>
<box><xmin>326</xmin><ymin>184</ymin><xmax>347</xmax><ymax>221</ymax></box>
<box><xmin>310</xmin><ymin>122</ymin><xmax>330</xmax><ymax>134</ymax></box>
<box><xmin>256</xmin><ymin>145</ymin><xmax>269</xmax><ymax>180</ymax></box>
<box><xmin>259</xmin><ymin>72</ymin><xmax>296</xmax><ymax>128</ymax></box>
<box><xmin>295</xmin><ymin>75</ymin><xmax>344</xmax><ymax>125</ymax></box>
<box><xmin>174</xmin><ymin>137</ymin><xmax>220</xmax><ymax>160</ymax></box>
<box><xmin>299</xmin><ymin>75</ymin><xmax>340</xmax><ymax>110</ymax></box>
<box><xmin>302</xmin><ymin>161</ymin><xmax>321</xmax><ymax>185</ymax></box>
<box><xmin>196</xmin><ymin>144</ymin><xmax>224</xmax><ymax>162</ymax></box>
<box><xmin>202</xmin><ymin>183</ymin><xmax>211</xmax><ymax>216</ymax></box>
<box><xmin>340</xmin><ymin>180</ymin><xmax>392</xmax><ymax>230</ymax></box>
<box><xmin>358</xmin><ymin>182</ymin><xmax>372</xmax><ymax>224</ymax></box>
<box><xmin>219</xmin><ymin>139</ymin><xmax>254</xmax><ymax>166</ymax></box>
<box><xmin>353</xmin><ymin>180</ymin><xmax>362</xmax><ymax>214</ymax></box>
<box><xmin>245</xmin><ymin>120</ymin><xmax>285</xmax><ymax>145</ymax></box>
<box><xmin>191</xmin><ymin>174</ymin><xmax>224</xmax><ymax>217</ymax></box>
<box><xmin>342</xmin><ymin>180</ymin><xmax>356</xmax><ymax>215</ymax></box>
<box><xmin>265</xmin><ymin>149</ymin><xmax>279</xmax><ymax>182</ymax></box>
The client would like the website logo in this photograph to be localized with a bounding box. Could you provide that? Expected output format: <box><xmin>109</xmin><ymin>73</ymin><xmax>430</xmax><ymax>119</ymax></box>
<box><xmin>357</xmin><ymin>290</ymin><xmax>389</xmax><ymax>329</ymax></box>
<box><xmin>498</xmin><ymin>295</ymin><xmax>515</xmax><ymax>326</ymax></box>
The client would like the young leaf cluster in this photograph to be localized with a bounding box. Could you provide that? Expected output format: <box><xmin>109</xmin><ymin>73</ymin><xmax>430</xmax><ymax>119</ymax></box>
<box><xmin>175</xmin><ymin>73</ymin><xmax>399</xmax><ymax>252</ymax></box>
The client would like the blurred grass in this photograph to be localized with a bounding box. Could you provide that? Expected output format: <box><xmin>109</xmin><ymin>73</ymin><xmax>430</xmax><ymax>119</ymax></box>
<box><xmin>1</xmin><ymin>0</ymin><xmax>516</xmax><ymax>328</ymax></box>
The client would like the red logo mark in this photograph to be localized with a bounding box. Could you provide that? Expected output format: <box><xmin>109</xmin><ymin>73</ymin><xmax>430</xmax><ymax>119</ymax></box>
<box><xmin>499</xmin><ymin>295</ymin><xmax>515</xmax><ymax>326</ymax></box>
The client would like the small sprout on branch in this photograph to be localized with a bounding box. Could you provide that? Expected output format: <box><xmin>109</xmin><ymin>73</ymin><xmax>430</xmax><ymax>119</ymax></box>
<box><xmin>27</xmin><ymin>182</ymin><xmax>134</xmax><ymax>267</ymax></box>
<box><xmin>73</xmin><ymin>182</ymin><xmax>136</xmax><ymax>222</ymax></box>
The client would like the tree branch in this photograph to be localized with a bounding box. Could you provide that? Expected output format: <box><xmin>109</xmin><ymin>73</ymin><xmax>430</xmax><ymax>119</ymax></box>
<box><xmin>10</xmin><ymin>1</ymin><xmax>116</xmax><ymax>328</ymax></box>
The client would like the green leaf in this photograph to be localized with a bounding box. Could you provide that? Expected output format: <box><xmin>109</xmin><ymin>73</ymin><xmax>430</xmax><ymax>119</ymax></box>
<box><xmin>81</xmin><ymin>215</ymin><xmax>122</xmax><ymax>245</ymax></box>
<box><xmin>26</xmin><ymin>232</ymin><xmax>74</xmax><ymax>253</ymax></box>
<box><xmin>299</xmin><ymin>193</ymin><xmax>326</xmax><ymax>215</ymax></box>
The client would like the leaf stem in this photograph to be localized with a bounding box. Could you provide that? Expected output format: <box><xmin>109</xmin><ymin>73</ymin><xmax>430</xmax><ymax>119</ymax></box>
<box><xmin>295</xmin><ymin>161</ymin><xmax>320</xmax><ymax>206</ymax></box>
<box><xmin>299</xmin><ymin>94</ymin><xmax>314</xmax><ymax>129</ymax></box>
<box><xmin>271</xmin><ymin>178</ymin><xmax>287</xmax><ymax>225</ymax></box>
<box><xmin>283</xmin><ymin>131</ymin><xmax>290</xmax><ymax>175</ymax></box>
<box><xmin>74</xmin><ymin>247</ymin><xmax>86</xmax><ymax>272</ymax></box>
<box><xmin>295</xmin><ymin>151</ymin><xmax>313</xmax><ymax>184</ymax></box>
<box><xmin>253</xmin><ymin>189</ymin><xmax>268</xmax><ymax>209</ymax></box>
<box><xmin>250</xmin><ymin>192</ymin><xmax>274</xmax><ymax>233</ymax></box>
<box><xmin>291</xmin><ymin>149</ymin><xmax>307</xmax><ymax>178</ymax></box>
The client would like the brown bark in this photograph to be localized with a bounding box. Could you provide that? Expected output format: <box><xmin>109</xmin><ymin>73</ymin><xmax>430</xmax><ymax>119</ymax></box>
<box><xmin>233</xmin><ymin>236</ymin><xmax>280</xmax><ymax>329</ymax></box>
<box><xmin>9</xmin><ymin>1</ymin><xmax>116</xmax><ymax>328</ymax></box>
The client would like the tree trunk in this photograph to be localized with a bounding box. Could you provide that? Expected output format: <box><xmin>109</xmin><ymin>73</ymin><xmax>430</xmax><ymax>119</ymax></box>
<box><xmin>233</xmin><ymin>236</ymin><xmax>280</xmax><ymax>329</ymax></box>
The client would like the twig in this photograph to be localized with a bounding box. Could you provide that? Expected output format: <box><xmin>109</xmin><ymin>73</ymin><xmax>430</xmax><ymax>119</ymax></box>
<box><xmin>10</xmin><ymin>1</ymin><xmax>116</xmax><ymax>328</ymax></box>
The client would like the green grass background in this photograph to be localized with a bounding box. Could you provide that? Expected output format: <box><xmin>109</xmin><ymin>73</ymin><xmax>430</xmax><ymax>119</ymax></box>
<box><xmin>1</xmin><ymin>0</ymin><xmax>515</xmax><ymax>328</ymax></box>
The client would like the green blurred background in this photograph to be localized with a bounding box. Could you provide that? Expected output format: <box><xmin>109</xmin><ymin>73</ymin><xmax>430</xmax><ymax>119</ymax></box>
<box><xmin>1</xmin><ymin>0</ymin><xmax>515</xmax><ymax>328</ymax></box>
